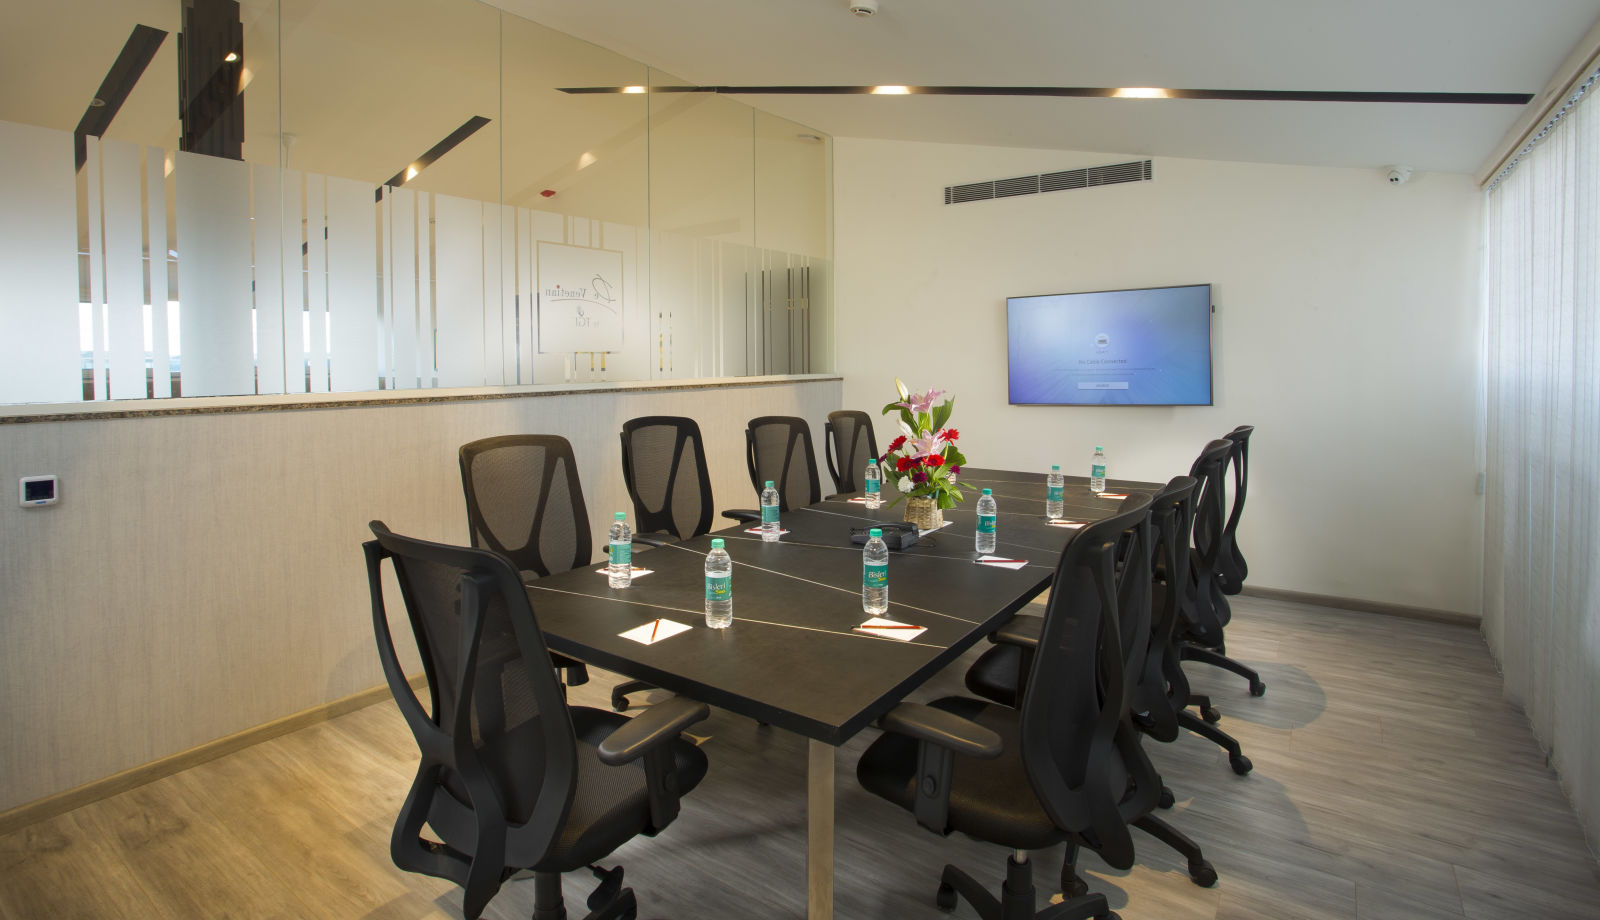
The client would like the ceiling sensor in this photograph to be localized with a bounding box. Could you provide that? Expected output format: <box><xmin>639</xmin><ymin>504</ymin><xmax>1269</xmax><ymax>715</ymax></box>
<box><xmin>849</xmin><ymin>0</ymin><xmax>878</xmax><ymax>17</ymax></box>
<box><xmin>1385</xmin><ymin>165</ymin><xmax>1413</xmax><ymax>185</ymax></box>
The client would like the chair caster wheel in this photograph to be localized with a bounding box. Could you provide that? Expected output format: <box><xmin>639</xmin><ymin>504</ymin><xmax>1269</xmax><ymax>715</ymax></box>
<box><xmin>1230</xmin><ymin>754</ymin><xmax>1253</xmax><ymax>775</ymax></box>
<box><xmin>1200</xmin><ymin>705</ymin><xmax>1222</xmax><ymax>723</ymax></box>
<box><xmin>1189</xmin><ymin>859</ymin><xmax>1218</xmax><ymax>887</ymax></box>
<box><xmin>1249</xmin><ymin>680</ymin><xmax>1266</xmax><ymax>697</ymax></box>
<box><xmin>935</xmin><ymin>882</ymin><xmax>957</xmax><ymax>912</ymax></box>
<box><xmin>1158</xmin><ymin>787</ymin><xmax>1175</xmax><ymax>809</ymax></box>
<box><xmin>611</xmin><ymin>695</ymin><xmax>630</xmax><ymax>713</ymax></box>
<box><xmin>1063</xmin><ymin>873</ymin><xmax>1089</xmax><ymax>899</ymax></box>
<box><xmin>1104</xmin><ymin>912</ymin><xmax>1121</xmax><ymax>920</ymax></box>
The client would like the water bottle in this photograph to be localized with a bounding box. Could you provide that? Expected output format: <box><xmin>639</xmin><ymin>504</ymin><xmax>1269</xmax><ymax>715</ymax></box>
<box><xmin>760</xmin><ymin>480</ymin><xmax>781</xmax><ymax>542</ymax></box>
<box><xmin>705</xmin><ymin>538</ymin><xmax>733</xmax><ymax>628</ymax></box>
<box><xmin>863</xmin><ymin>528</ymin><xmax>889</xmax><ymax>614</ymax></box>
<box><xmin>1046</xmin><ymin>464</ymin><xmax>1065</xmax><ymax>520</ymax></box>
<box><xmin>1090</xmin><ymin>446</ymin><xmax>1107</xmax><ymax>494</ymax></box>
<box><xmin>863</xmin><ymin>461</ymin><xmax>882</xmax><ymax>509</ymax></box>
<box><xmin>608</xmin><ymin>512</ymin><xmax>632</xmax><ymax>589</ymax></box>
<box><xmin>976</xmin><ymin>488</ymin><xmax>998</xmax><ymax>555</ymax></box>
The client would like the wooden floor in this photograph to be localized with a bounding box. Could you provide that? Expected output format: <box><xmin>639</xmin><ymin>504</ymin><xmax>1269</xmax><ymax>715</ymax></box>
<box><xmin>2</xmin><ymin>595</ymin><xmax>1598</xmax><ymax>919</ymax></box>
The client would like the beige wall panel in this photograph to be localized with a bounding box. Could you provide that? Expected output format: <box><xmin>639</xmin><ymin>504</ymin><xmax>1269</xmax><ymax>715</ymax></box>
<box><xmin>0</xmin><ymin>377</ymin><xmax>841</xmax><ymax>811</ymax></box>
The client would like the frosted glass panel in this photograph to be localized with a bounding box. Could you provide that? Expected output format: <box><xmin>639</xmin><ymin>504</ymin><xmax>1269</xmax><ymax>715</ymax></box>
<box><xmin>0</xmin><ymin>120</ymin><xmax>80</xmax><ymax>404</ymax></box>
<box><xmin>175</xmin><ymin>151</ymin><xmax>255</xmax><ymax>397</ymax></box>
<box><xmin>326</xmin><ymin>175</ymin><xmax>378</xmax><ymax>393</ymax></box>
<box><xmin>434</xmin><ymin>194</ymin><xmax>487</xmax><ymax>388</ymax></box>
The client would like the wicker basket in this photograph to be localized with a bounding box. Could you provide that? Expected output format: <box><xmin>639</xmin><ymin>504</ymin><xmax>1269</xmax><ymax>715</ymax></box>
<box><xmin>903</xmin><ymin>495</ymin><xmax>943</xmax><ymax>531</ymax></box>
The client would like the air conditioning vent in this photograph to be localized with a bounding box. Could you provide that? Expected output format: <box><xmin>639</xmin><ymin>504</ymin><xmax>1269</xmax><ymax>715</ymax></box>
<box><xmin>945</xmin><ymin>159</ymin><xmax>1152</xmax><ymax>204</ymax></box>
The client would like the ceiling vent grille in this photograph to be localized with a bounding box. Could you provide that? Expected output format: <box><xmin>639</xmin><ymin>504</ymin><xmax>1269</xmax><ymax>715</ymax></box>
<box><xmin>944</xmin><ymin>159</ymin><xmax>1153</xmax><ymax>205</ymax></box>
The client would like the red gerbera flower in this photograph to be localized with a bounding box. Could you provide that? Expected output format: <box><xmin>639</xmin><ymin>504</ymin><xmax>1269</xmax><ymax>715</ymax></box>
<box><xmin>939</xmin><ymin>428</ymin><xmax>960</xmax><ymax>441</ymax></box>
<box><xmin>925</xmin><ymin>453</ymin><xmax>945</xmax><ymax>468</ymax></box>
<box><xmin>887</xmin><ymin>435</ymin><xmax>907</xmax><ymax>452</ymax></box>
<box><xmin>896</xmin><ymin>455</ymin><xmax>919</xmax><ymax>472</ymax></box>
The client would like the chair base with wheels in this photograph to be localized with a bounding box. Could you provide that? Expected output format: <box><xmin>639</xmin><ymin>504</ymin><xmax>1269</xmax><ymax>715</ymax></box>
<box><xmin>1181</xmin><ymin>642</ymin><xmax>1267</xmax><ymax>697</ymax></box>
<box><xmin>937</xmin><ymin>851</ymin><xmax>1116</xmax><ymax>920</ymax></box>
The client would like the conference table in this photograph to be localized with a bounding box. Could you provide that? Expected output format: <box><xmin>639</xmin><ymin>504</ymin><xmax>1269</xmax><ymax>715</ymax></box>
<box><xmin>525</xmin><ymin>468</ymin><xmax>1163</xmax><ymax>919</ymax></box>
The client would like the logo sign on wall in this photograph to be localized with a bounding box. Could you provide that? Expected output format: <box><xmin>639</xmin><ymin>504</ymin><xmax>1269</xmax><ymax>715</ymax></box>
<box><xmin>536</xmin><ymin>241</ymin><xmax>624</xmax><ymax>353</ymax></box>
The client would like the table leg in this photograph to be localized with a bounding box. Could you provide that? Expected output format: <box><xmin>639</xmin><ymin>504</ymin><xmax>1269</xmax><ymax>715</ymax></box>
<box><xmin>807</xmin><ymin>738</ymin><xmax>834</xmax><ymax>920</ymax></box>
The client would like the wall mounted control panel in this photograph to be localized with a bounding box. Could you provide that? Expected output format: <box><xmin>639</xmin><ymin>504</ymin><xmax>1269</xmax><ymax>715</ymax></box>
<box><xmin>19</xmin><ymin>475</ymin><xmax>58</xmax><ymax>507</ymax></box>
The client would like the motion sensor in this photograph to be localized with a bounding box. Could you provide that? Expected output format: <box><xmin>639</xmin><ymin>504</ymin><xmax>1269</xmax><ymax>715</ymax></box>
<box><xmin>849</xmin><ymin>0</ymin><xmax>879</xmax><ymax>16</ymax></box>
<box><xmin>1385</xmin><ymin>165</ymin><xmax>1413</xmax><ymax>185</ymax></box>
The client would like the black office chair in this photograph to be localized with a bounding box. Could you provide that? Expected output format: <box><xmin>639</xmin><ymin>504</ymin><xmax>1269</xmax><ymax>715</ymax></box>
<box><xmin>1216</xmin><ymin>425</ymin><xmax>1254</xmax><ymax>595</ymax></box>
<box><xmin>364</xmin><ymin>521</ymin><xmax>710</xmax><ymax>920</ymax></box>
<box><xmin>745</xmin><ymin>415</ymin><xmax>823</xmax><ymax>510</ymax></box>
<box><xmin>612</xmin><ymin>416</ymin><xmax>758</xmax><ymax>711</ymax></box>
<box><xmin>1179</xmin><ymin>438</ymin><xmax>1266</xmax><ymax>698</ymax></box>
<box><xmin>459</xmin><ymin>434</ymin><xmax>595</xmax><ymax>689</ymax></box>
<box><xmin>822</xmin><ymin>409</ymin><xmax>880</xmax><ymax>494</ymax></box>
<box><xmin>858</xmin><ymin>495</ymin><xmax>1167</xmax><ymax>920</ymax></box>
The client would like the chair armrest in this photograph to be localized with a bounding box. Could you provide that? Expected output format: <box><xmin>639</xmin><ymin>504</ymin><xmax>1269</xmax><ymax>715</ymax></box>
<box><xmin>720</xmin><ymin>509</ymin><xmax>760</xmax><ymax>524</ymax></box>
<box><xmin>597</xmin><ymin>696</ymin><xmax>711</xmax><ymax>766</ymax></box>
<box><xmin>632</xmin><ymin>533</ymin><xmax>674</xmax><ymax>549</ymax></box>
<box><xmin>878</xmin><ymin>702</ymin><xmax>1002</xmax><ymax>759</ymax></box>
<box><xmin>987</xmin><ymin>614</ymin><xmax>1042</xmax><ymax>649</ymax></box>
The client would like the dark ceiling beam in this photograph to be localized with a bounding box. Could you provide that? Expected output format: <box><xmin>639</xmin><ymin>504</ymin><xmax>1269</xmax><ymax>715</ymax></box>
<box><xmin>376</xmin><ymin>115</ymin><xmax>493</xmax><ymax>201</ymax></box>
<box><xmin>74</xmin><ymin>24</ymin><xmax>168</xmax><ymax>170</ymax></box>
<box><xmin>556</xmin><ymin>84</ymin><xmax>1534</xmax><ymax>105</ymax></box>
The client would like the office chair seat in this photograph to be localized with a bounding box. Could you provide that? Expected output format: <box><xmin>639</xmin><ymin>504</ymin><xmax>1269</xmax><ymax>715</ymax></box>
<box><xmin>859</xmin><ymin>696</ymin><xmax>1084</xmax><ymax>851</ymax></box>
<box><xmin>530</xmin><ymin>708</ymin><xmax>709</xmax><ymax>872</ymax></box>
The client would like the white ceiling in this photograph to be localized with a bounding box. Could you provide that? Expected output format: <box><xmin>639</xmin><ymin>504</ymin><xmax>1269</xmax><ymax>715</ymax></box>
<box><xmin>491</xmin><ymin>0</ymin><xmax>1600</xmax><ymax>174</ymax></box>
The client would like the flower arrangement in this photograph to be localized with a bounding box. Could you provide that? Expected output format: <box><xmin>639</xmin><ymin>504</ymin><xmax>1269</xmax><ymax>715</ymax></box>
<box><xmin>878</xmin><ymin>378</ymin><xmax>973</xmax><ymax>510</ymax></box>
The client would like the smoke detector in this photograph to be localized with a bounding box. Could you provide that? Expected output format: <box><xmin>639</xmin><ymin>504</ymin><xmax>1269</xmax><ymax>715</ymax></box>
<box><xmin>1385</xmin><ymin>165</ymin><xmax>1412</xmax><ymax>185</ymax></box>
<box><xmin>849</xmin><ymin>0</ymin><xmax>878</xmax><ymax>16</ymax></box>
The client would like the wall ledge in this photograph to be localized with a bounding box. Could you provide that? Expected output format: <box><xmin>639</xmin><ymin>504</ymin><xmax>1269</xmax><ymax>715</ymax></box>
<box><xmin>0</xmin><ymin>374</ymin><xmax>842</xmax><ymax>425</ymax></box>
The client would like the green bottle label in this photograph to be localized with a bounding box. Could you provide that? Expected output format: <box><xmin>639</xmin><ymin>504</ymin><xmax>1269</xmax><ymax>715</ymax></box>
<box><xmin>978</xmin><ymin>514</ymin><xmax>996</xmax><ymax>535</ymax></box>
<box><xmin>610</xmin><ymin>542</ymin><xmax>631</xmax><ymax>568</ymax></box>
<box><xmin>1091</xmin><ymin>463</ymin><xmax>1105</xmax><ymax>479</ymax></box>
<box><xmin>705</xmin><ymin>575</ymin><xmax>731</xmax><ymax>602</ymax></box>
<box><xmin>865</xmin><ymin>478</ymin><xmax>880</xmax><ymax>495</ymax></box>
<box><xmin>762</xmin><ymin>503</ymin><xmax>779</xmax><ymax>524</ymax></box>
<box><xmin>1047</xmin><ymin>485</ymin><xmax>1062</xmax><ymax>503</ymax></box>
<box><xmin>864</xmin><ymin>563</ymin><xmax>888</xmax><ymax>589</ymax></box>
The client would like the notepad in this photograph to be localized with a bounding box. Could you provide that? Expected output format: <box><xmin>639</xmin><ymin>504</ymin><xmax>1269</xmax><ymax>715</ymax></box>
<box><xmin>619</xmin><ymin>618</ymin><xmax>691</xmax><ymax>645</ymax></box>
<box><xmin>976</xmin><ymin>555</ymin><xmax>1029</xmax><ymax>570</ymax></box>
<box><xmin>744</xmin><ymin>526</ymin><xmax>792</xmax><ymax>536</ymax></box>
<box><xmin>1047</xmin><ymin>519</ymin><xmax>1086</xmax><ymax>528</ymax></box>
<box><xmin>847</xmin><ymin>496</ymin><xmax>884</xmax><ymax>505</ymax></box>
<box><xmin>1097</xmin><ymin>492</ymin><xmax>1130</xmax><ymax>500</ymax></box>
<box><xmin>595</xmin><ymin>566</ymin><xmax>655</xmax><ymax>579</ymax></box>
<box><xmin>854</xmin><ymin>617</ymin><xmax>927</xmax><ymax>641</ymax></box>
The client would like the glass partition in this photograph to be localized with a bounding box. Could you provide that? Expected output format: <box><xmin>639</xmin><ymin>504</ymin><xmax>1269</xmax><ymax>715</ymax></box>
<box><xmin>0</xmin><ymin>0</ymin><xmax>831</xmax><ymax>406</ymax></box>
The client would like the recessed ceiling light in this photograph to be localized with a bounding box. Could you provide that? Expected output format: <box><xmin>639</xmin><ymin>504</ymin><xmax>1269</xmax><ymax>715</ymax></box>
<box><xmin>89</xmin><ymin>97</ymin><xmax>107</xmax><ymax>108</ymax></box>
<box><xmin>577</xmin><ymin>152</ymin><xmax>597</xmax><ymax>169</ymax></box>
<box><xmin>224</xmin><ymin>51</ymin><xmax>239</xmax><ymax>62</ymax></box>
<box><xmin>1113</xmin><ymin>87</ymin><xmax>1169</xmax><ymax>99</ymax></box>
<box><xmin>621</xmin><ymin>85</ymin><xmax>646</xmax><ymax>94</ymax></box>
<box><xmin>405</xmin><ymin>166</ymin><xmax>419</xmax><ymax>181</ymax></box>
<box><xmin>871</xmin><ymin>85</ymin><xmax>910</xmax><ymax>95</ymax></box>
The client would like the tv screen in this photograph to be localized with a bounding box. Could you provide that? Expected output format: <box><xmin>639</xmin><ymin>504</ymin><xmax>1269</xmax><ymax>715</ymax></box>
<box><xmin>1006</xmin><ymin>283</ymin><xmax>1213</xmax><ymax>406</ymax></box>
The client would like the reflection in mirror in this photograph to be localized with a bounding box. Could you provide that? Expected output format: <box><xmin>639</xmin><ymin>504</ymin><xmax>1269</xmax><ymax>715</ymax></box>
<box><xmin>0</xmin><ymin>0</ymin><xmax>831</xmax><ymax>407</ymax></box>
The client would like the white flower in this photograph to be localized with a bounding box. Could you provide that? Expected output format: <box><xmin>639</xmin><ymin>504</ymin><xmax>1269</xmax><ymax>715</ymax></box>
<box><xmin>896</xmin><ymin>476</ymin><xmax>914</xmax><ymax>493</ymax></box>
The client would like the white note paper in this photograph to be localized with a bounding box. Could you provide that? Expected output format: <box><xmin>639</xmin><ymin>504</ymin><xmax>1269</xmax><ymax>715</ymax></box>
<box><xmin>976</xmin><ymin>555</ymin><xmax>1029</xmax><ymax>570</ymax></box>
<box><xmin>619</xmin><ymin>618</ymin><xmax>691</xmax><ymax>645</ymax></box>
<box><xmin>595</xmin><ymin>566</ymin><xmax>655</xmax><ymax>579</ymax></box>
<box><xmin>854</xmin><ymin>617</ymin><xmax>928</xmax><ymax>641</ymax></box>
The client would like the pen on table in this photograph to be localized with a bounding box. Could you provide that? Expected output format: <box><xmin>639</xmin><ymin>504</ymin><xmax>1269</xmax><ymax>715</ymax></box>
<box><xmin>982</xmin><ymin>558</ymin><xmax>1027</xmax><ymax>565</ymax></box>
<box><xmin>649</xmin><ymin>618</ymin><xmax>661</xmax><ymax>642</ymax></box>
<box><xmin>860</xmin><ymin>623</ymin><xmax>921</xmax><ymax>629</ymax></box>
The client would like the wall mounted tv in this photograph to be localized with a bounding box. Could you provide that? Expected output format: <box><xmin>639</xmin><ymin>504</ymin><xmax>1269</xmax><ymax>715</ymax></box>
<box><xmin>1006</xmin><ymin>283</ymin><xmax>1213</xmax><ymax>406</ymax></box>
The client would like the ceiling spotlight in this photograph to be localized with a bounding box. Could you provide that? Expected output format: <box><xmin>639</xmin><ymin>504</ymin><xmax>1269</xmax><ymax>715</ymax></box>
<box><xmin>849</xmin><ymin>0</ymin><xmax>879</xmax><ymax>16</ymax></box>
<box><xmin>871</xmin><ymin>85</ymin><xmax>910</xmax><ymax>95</ymax></box>
<box><xmin>1113</xmin><ymin>87</ymin><xmax>1169</xmax><ymax>99</ymax></box>
<box><xmin>224</xmin><ymin>51</ymin><xmax>239</xmax><ymax>62</ymax></box>
<box><xmin>405</xmin><ymin>166</ymin><xmax>419</xmax><ymax>181</ymax></box>
<box><xmin>621</xmin><ymin>85</ymin><xmax>646</xmax><ymax>94</ymax></box>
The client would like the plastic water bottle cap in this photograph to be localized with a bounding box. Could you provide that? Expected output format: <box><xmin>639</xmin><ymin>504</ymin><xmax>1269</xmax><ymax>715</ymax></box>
<box><xmin>1051</xmin><ymin>465</ymin><xmax>1060</xmax><ymax>471</ymax></box>
<box><xmin>765</xmin><ymin>481</ymin><xmax>775</xmax><ymax>488</ymax></box>
<box><xmin>711</xmin><ymin>538</ymin><xmax>725</xmax><ymax>550</ymax></box>
<box><xmin>1095</xmin><ymin>446</ymin><xmax>1104</xmax><ymax>451</ymax></box>
<box><xmin>870</xmin><ymin>528</ymin><xmax>882</xmax><ymax>538</ymax></box>
<box><xmin>982</xmin><ymin>488</ymin><xmax>993</xmax><ymax>495</ymax></box>
<box><xmin>614</xmin><ymin>512</ymin><xmax>626</xmax><ymax>520</ymax></box>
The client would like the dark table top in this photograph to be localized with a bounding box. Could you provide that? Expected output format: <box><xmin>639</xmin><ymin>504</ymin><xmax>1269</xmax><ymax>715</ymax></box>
<box><xmin>527</xmin><ymin>467</ymin><xmax>1163</xmax><ymax>746</ymax></box>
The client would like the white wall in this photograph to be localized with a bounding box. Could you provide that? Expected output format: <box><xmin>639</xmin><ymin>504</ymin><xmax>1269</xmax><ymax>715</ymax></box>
<box><xmin>834</xmin><ymin>138</ymin><xmax>1483</xmax><ymax>615</ymax></box>
<box><xmin>0</xmin><ymin>377</ymin><xmax>840</xmax><ymax>811</ymax></box>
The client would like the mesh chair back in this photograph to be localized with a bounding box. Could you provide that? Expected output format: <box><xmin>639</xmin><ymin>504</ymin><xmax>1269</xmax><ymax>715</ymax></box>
<box><xmin>823</xmin><ymin>410</ymin><xmax>880</xmax><ymax>493</ymax></box>
<box><xmin>1186</xmin><ymin>439</ymin><xmax>1235</xmax><ymax>639</ymax></box>
<box><xmin>1218</xmin><ymin>425</ymin><xmax>1254</xmax><ymax>591</ymax></box>
<box><xmin>745</xmin><ymin>416</ymin><xmax>822</xmax><ymax>510</ymax></box>
<box><xmin>1018</xmin><ymin>492</ymin><xmax>1151</xmax><ymax>870</ymax></box>
<box><xmin>1139</xmin><ymin>476</ymin><xmax>1198</xmax><ymax>742</ymax></box>
<box><xmin>620</xmin><ymin>416</ymin><xmax>715</xmax><ymax>540</ymax></box>
<box><xmin>460</xmin><ymin>435</ymin><xmax>592</xmax><ymax>579</ymax></box>
<box><xmin>364</xmin><ymin>522</ymin><xmax>577</xmax><ymax>914</ymax></box>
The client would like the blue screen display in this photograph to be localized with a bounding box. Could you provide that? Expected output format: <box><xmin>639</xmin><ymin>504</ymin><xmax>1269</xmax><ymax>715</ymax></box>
<box><xmin>1007</xmin><ymin>284</ymin><xmax>1213</xmax><ymax>406</ymax></box>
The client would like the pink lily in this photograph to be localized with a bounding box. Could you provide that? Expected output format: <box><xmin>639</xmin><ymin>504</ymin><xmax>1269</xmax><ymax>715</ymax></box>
<box><xmin>894</xmin><ymin>387</ymin><xmax>947</xmax><ymax>416</ymax></box>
